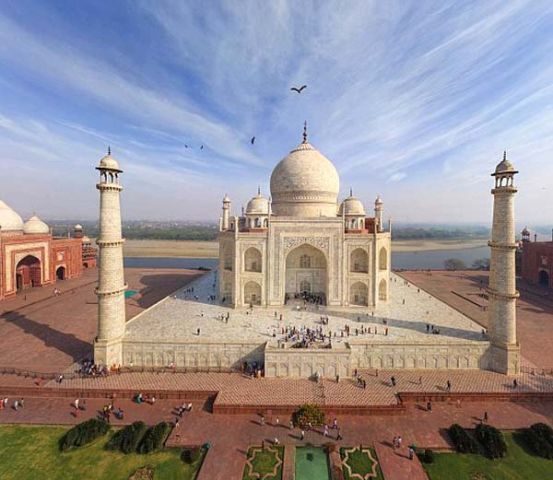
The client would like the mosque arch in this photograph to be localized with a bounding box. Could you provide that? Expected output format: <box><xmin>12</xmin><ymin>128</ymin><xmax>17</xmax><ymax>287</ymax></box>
<box><xmin>244</xmin><ymin>281</ymin><xmax>261</xmax><ymax>305</ymax></box>
<box><xmin>379</xmin><ymin>278</ymin><xmax>387</xmax><ymax>301</ymax></box>
<box><xmin>285</xmin><ymin>244</ymin><xmax>327</xmax><ymax>304</ymax></box>
<box><xmin>56</xmin><ymin>266</ymin><xmax>66</xmax><ymax>280</ymax></box>
<box><xmin>538</xmin><ymin>270</ymin><xmax>550</xmax><ymax>287</ymax></box>
<box><xmin>244</xmin><ymin>247</ymin><xmax>262</xmax><ymax>272</ymax></box>
<box><xmin>350</xmin><ymin>248</ymin><xmax>368</xmax><ymax>273</ymax></box>
<box><xmin>350</xmin><ymin>282</ymin><xmax>368</xmax><ymax>306</ymax></box>
<box><xmin>16</xmin><ymin>255</ymin><xmax>42</xmax><ymax>290</ymax></box>
<box><xmin>379</xmin><ymin>247</ymin><xmax>388</xmax><ymax>270</ymax></box>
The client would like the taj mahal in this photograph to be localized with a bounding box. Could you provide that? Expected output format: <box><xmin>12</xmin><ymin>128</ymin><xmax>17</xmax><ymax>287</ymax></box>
<box><xmin>93</xmin><ymin>127</ymin><xmax>521</xmax><ymax>377</ymax></box>
<box><xmin>218</xmin><ymin>124</ymin><xmax>391</xmax><ymax>309</ymax></box>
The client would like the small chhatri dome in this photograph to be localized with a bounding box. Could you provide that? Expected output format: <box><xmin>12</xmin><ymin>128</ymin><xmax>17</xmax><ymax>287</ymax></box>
<box><xmin>74</xmin><ymin>224</ymin><xmax>83</xmax><ymax>231</ymax></box>
<box><xmin>270</xmin><ymin>124</ymin><xmax>340</xmax><ymax>217</ymax></box>
<box><xmin>246</xmin><ymin>191</ymin><xmax>270</xmax><ymax>215</ymax></box>
<box><xmin>339</xmin><ymin>191</ymin><xmax>365</xmax><ymax>216</ymax></box>
<box><xmin>82</xmin><ymin>235</ymin><xmax>91</xmax><ymax>244</ymax></box>
<box><xmin>98</xmin><ymin>146</ymin><xmax>121</xmax><ymax>172</ymax></box>
<box><xmin>375</xmin><ymin>194</ymin><xmax>383</xmax><ymax>206</ymax></box>
<box><xmin>0</xmin><ymin>200</ymin><xmax>24</xmax><ymax>232</ymax></box>
<box><xmin>494</xmin><ymin>150</ymin><xmax>517</xmax><ymax>175</ymax></box>
<box><xmin>223</xmin><ymin>194</ymin><xmax>231</xmax><ymax>203</ymax></box>
<box><xmin>23</xmin><ymin>215</ymin><xmax>49</xmax><ymax>235</ymax></box>
<box><xmin>521</xmin><ymin>226</ymin><xmax>530</xmax><ymax>236</ymax></box>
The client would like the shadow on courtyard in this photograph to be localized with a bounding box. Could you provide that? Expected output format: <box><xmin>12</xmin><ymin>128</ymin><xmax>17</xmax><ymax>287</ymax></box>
<box><xmin>1</xmin><ymin>310</ymin><xmax>92</xmax><ymax>366</ymax></box>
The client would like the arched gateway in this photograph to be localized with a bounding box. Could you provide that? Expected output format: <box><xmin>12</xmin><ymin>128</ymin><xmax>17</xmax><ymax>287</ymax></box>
<box><xmin>16</xmin><ymin>255</ymin><xmax>42</xmax><ymax>290</ymax></box>
<box><xmin>285</xmin><ymin>244</ymin><xmax>327</xmax><ymax>304</ymax></box>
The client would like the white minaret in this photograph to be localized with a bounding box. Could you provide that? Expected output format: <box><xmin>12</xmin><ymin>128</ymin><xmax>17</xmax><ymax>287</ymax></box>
<box><xmin>94</xmin><ymin>148</ymin><xmax>127</xmax><ymax>367</ymax></box>
<box><xmin>374</xmin><ymin>195</ymin><xmax>383</xmax><ymax>232</ymax></box>
<box><xmin>221</xmin><ymin>194</ymin><xmax>231</xmax><ymax>231</ymax></box>
<box><xmin>487</xmin><ymin>151</ymin><xmax>520</xmax><ymax>375</ymax></box>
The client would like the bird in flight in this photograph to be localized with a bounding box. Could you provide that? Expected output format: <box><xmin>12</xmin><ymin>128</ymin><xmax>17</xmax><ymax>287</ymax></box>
<box><xmin>290</xmin><ymin>85</ymin><xmax>307</xmax><ymax>94</ymax></box>
<box><xmin>185</xmin><ymin>144</ymin><xmax>189</xmax><ymax>148</ymax></box>
<box><xmin>200</xmin><ymin>145</ymin><xmax>204</xmax><ymax>150</ymax></box>
<box><xmin>251</xmin><ymin>136</ymin><xmax>256</xmax><ymax>145</ymax></box>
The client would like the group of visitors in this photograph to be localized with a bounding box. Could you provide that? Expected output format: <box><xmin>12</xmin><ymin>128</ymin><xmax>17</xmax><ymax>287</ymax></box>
<box><xmin>0</xmin><ymin>397</ymin><xmax>24</xmax><ymax>411</ymax></box>
<box><xmin>241</xmin><ymin>361</ymin><xmax>263</xmax><ymax>378</ymax></box>
<box><xmin>425</xmin><ymin>324</ymin><xmax>441</xmax><ymax>335</ymax></box>
<box><xmin>77</xmin><ymin>359</ymin><xmax>110</xmax><ymax>377</ymax></box>
<box><xmin>133</xmin><ymin>392</ymin><xmax>156</xmax><ymax>405</ymax></box>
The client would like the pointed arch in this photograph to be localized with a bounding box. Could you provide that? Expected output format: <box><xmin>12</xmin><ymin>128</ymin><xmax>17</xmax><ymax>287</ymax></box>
<box><xmin>244</xmin><ymin>247</ymin><xmax>262</xmax><ymax>272</ymax></box>
<box><xmin>379</xmin><ymin>278</ymin><xmax>387</xmax><ymax>301</ymax></box>
<box><xmin>379</xmin><ymin>247</ymin><xmax>388</xmax><ymax>270</ymax></box>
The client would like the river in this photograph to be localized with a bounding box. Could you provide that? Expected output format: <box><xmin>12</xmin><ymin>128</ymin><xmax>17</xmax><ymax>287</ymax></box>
<box><xmin>123</xmin><ymin>245</ymin><xmax>490</xmax><ymax>270</ymax></box>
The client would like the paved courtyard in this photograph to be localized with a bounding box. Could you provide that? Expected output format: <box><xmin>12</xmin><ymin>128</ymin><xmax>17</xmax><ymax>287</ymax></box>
<box><xmin>126</xmin><ymin>271</ymin><xmax>485</xmax><ymax>346</ymax></box>
<box><xmin>0</xmin><ymin>268</ymin><xmax>202</xmax><ymax>372</ymax></box>
<box><xmin>398</xmin><ymin>270</ymin><xmax>553</xmax><ymax>368</ymax></box>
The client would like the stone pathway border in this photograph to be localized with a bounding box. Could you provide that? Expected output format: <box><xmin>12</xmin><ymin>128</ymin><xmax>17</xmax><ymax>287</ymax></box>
<box><xmin>341</xmin><ymin>446</ymin><xmax>379</xmax><ymax>479</ymax></box>
<box><xmin>244</xmin><ymin>445</ymin><xmax>283</xmax><ymax>480</ymax></box>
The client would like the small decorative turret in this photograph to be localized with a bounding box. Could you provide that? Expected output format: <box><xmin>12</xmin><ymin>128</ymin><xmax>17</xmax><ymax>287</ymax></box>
<box><xmin>374</xmin><ymin>195</ymin><xmax>383</xmax><ymax>233</ymax></box>
<box><xmin>221</xmin><ymin>194</ymin><xmax>231</xmax><ymax>231</ymax></box>
<box><xmin>521</xmin><ymin>226</ymin><xmax>530</xmax><ymax>243</ymax></box>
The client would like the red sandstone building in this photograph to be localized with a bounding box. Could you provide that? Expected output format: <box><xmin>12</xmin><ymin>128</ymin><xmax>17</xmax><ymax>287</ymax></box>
<box><xmin>0</xmin><ymin>200</ymin><xmax>96</xmax><ymax>301</ymax></box>
<box><xmin>520</xmin><ymin>227</ymin><xmax>552</xmax><ymax>289</ymax></box>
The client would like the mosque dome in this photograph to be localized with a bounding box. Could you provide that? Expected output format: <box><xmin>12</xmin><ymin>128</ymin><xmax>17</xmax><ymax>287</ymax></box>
<box><xmin>339</xmin><ymin>194</ymin><xmax>365</xmax><ymax>216</ymax></box>
<box><xmin>74</xmin><ymin>224</ymin><xmax>83</xmax><ymax>231</ymax></box>
<box><xmin>23</xmin><ymin>215</ymin><xmax>50</xmax><ymax>235</ymax></box>
<box><xmin>98</xmin><ymin>149</ymin><xmax>121</xmax><ymax>172</ymax></box>
<box><xmin>0</xmin><ymin>200</ymin><xmax>24</xmax><ymax>232</ymax></box>
<box><xmin>246</xmin><ymin>194</ymin><xmax>270</xmax><ymax>215</ymax></box>
<box><xmin>494</xmin><ymin>151</ymin><xmax>517</xmax><ymax>175</ymax></box>
<box><xmin>270</xmin><ymin>136</ymin><xmax>339</xmax><ymax>217</ymax></box>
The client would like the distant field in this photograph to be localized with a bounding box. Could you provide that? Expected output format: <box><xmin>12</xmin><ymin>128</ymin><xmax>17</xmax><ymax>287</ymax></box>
<box><xmin>121</xmin><ymin>238</ymin><xmax>487</xmax><ymax>258</ymax></box>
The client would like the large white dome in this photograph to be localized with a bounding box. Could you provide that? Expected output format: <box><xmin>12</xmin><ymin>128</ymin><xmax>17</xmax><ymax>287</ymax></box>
<box><xmin>270</xmin><ymin>141</ymin><xmax>339</xmax><ymax>217</ymax></box>
<box><xmin>23</xmin><ymin>215</ymin><xmax>50</xmax><ymax>235</ymax></box>
<box><xmin>0</xmin><ymin>200</ymin><xmax>24</xmax><ymax>232</ymax></box>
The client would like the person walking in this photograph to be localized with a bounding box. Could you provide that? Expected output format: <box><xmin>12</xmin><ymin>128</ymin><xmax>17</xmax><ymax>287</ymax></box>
<box><xmin>391</xmin><ymin>376</ymin><xmax>396</xmax><ymax>387</ymax></box>
<box><xmin>289</xmin><ymin>420</ymin><xmax>294</xmax><ymax>430</ymax></box>
<box><xmin>336</xmin><ymin>428</ymin><xmax>342</xmax><ymax>440</ymax></box>
<box><xmin>446</xmin><ymin>380</ymin><xmax>451</xmax><ymax>392</ymax></box>
<box><xmin>174</xmin><ymin>417</ymin><xmax>180</xmax><ymax>428</ymax></box>
<box><xmin>300</xmin><ymin>430</ymin><xmax>305</xmax><ymax>440</ymax></box>
<box><xmin>408</xmin><ymin>447</ymin><xmax>415</xmax><ymax>460</ymax></box>
<box><xmin>427</xmin><ymin>401</ymin><xmax>432</xmax><ymax>412</ymax></box>
<box><xmin>483</xmin><ymin>411</ymin><xmax>488</xmax><ymax>423</ymax></box>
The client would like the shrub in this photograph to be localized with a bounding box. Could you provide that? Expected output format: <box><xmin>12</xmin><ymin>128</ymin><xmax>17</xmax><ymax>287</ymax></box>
<box><xmin>523</xmin><ymin>423</ymin><xmax>553</xmax><ymax>459</ymax></box>
<box><xmin>106</xmin><ymin>421</ymin><xmax>147</xmax><ymax>454</ymax></box>
<box><xmin>423</xmin><ymin>449</ymin><xmax>434</xmax><ymax>464</ymax></box>
<box><xmin>475</xmin><ymin>424</ymin><xmax>507</xmax><ymax>459</ymax></box>
<box><xmin>448</xmin><ymin>424</ymin><xmax>479</xmax><ymax>453</ymax></box>
<box><xmin>59</xmin><ymin>418</ymin><xmax>110</xmax><ymax>451</ymax></box>
<box><xmin>181</xmin><ymin>447</ymin><xmax>202</xmax><ymax>464</ymax></box>
<box><xmin>292</xmin><ymin>404</ymin><xmax>326</xmax><ymax>428</ymax></box>
<box><xmin>138</xmin><ymin>422</ymin><xmax>172</xmax><ymax>454</ymax></box>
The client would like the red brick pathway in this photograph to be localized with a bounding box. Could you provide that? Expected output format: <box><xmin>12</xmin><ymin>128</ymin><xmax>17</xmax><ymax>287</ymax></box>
<box><xmin>0</xmin><ymin>394</ymin><xmax>551</xmax><ymax>480</ymax></box>
<box><xmin>375</xmin><ymin>442</ymin><xmax>428</xmax><ymax>480</ymax></box>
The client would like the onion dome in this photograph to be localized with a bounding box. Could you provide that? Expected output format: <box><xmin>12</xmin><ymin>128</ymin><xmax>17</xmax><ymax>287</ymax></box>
<box><xmin>23</xmin><ymin>215</ymin><xmax>49</xmax><ymax>235</ymax></box>
<box><xmin>270</xmin><ymin>123</ymin><xmax>339</xmax><ymax>217</ymax></box>
<box><xmin>494</xmin><ymin>151</ymin><xmax>517</xmax><ymax>175</ymax></box>
<box><xmin>246</xmin><ymin>193</ymin><xmax>270</xmax><ymax>214</ymax></box>
<box><xmin>375</xmin><ymin>194</ymin><xmax>383</xmax><ymax>206</ymax></box>
<box><xmin>338</xmin><ymin>191</ymin><xmax>365</xmax><ymax>216</ymax></box>
<box><xmin>0</xmin><ymin>200</ymin><xmax>24</xmax><ymax>232</ymax></box>
<box><xmin>97</xmin><ymin>146</ymin><xmax>121</xmax><ymax>172</ymax></box>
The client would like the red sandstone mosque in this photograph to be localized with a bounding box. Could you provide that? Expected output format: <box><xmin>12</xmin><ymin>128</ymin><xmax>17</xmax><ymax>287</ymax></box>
<box><xmin>519</xmin><ymin>227</ymin><xmax>553</xmax><ymax>289</ymax></box>
<box><xmin>0</xmin><ymin>200</ymin><xmax>96</xmax><ymax>301</ymax></box>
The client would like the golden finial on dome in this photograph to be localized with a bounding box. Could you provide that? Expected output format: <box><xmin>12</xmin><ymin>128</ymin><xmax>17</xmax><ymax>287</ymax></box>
<box><xmin>108</xmin><ymin>145</ymin><xmax>111</xmax><ymax>156</ymax></box>
<box><xmin>302</xmin><ymin>121</ymin><xmax>307</xmax><ymax>144</ymax></box>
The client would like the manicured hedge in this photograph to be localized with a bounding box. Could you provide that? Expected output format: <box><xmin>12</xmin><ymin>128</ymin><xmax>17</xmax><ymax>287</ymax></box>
<box><xmin>292</xmin><ymin>404</ymin><xmax>326</xmax><ymax>427</ymax></box>
<box><xmin>475</xmin><ymin>424</ymin><xmax>507</xmax><ymax>459</ymax></box>
<box><xmin>181</xmin><ymin>447</ymin><xmax>202</xmax><ymax>464</ymax></box>
<box><xmin>106</xmin><ymin>421</ymin><xmax>147</xmax><ymax>454</ymax></box>
<box><xmin>59</xmin><ymin>419</ymin><xmax>110</xmax><ymax>451</ymax></box>
<box><xmin>138</xmin><ymin>422</ymin><xmax>172</xmax><ymax>454</ymax></box>
<box><xmin>448</xmin><ymin>424</ymin><xmax>480</xmax><ymax>454</ymax></box>
<box><xmin>524</xmin><ymin>423</ymin><xmax>553</xmax><ymax>459</ymax></box>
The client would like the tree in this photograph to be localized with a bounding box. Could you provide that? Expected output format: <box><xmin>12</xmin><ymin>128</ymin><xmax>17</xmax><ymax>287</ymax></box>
<box><xmin>472</xmin><ymin>258</ymin><xmax>490</xmax><ymax>270</ymax></box>
<box><xmin>444</xmin><ymin>258</ymin><xmax>467</xmax><ymax>271</ymax></box>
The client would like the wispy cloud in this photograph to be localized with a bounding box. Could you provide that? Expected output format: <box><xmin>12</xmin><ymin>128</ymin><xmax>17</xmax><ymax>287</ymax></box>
<box><xmin>0</xmin><ymin>0</ymin><xmax>551</xmax><ymax>222</ymax></box>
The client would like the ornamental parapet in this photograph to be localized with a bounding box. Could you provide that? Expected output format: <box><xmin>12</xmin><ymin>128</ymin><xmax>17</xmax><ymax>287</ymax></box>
<box><xmin>96</xmin><ymin>183</ymin><xmax>123</xmax><ymax>192</ymax></box>
<box><xmin>491</xmin><ymin>186</ymin><xmax>517</xmax><ymax>194</ymax></box>
<box><xmin>95</xmin><ymin>284</ymin><xmax>128</xmax><ymax>297</ymax></box>
<box><xmin>486</xmin><ymin>287</ymin><xmax>519</xmax><ymax>300</ymax></box>
<box><xmin>96</xmin><ymin>239</ymin><xmax>125</xmax><ymax>246</ymax></box>
<box><xmin>488</xmin><ymin>241</ymin><xmax>518</xmax><ymax>250</ymax></box>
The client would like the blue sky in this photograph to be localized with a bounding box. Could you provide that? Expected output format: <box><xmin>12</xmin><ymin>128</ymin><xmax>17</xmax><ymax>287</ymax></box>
<box><xmin>0</xmin><ymin>0</ymin><xmax>552</xmax><ymax>224</ymax></box>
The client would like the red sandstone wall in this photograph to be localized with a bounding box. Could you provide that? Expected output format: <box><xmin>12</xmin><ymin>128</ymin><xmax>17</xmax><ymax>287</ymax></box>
<box><xmin>521</xmin><ymin>241</ymin><xmax>553</xmax><ymax>288</ymax></box>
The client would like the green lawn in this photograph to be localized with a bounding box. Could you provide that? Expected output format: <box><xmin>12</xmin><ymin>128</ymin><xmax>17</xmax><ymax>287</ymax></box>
<box><xmin>0</xmin><ymin>425</ymin><xmax>202</xmax><ymax>480</ymax></box>
<box><xmin>424</xmin><ymin>432</ymin><xmax>553</xmax><ymax>480</ymax></box>
<box><xmin>243</xmin><ymin>445</ymin><xmax>283</xmax><ymax>480</ymax></box>
<box><xmin>340</xmin><ymin>447</ymin><xmax>384</xmax><ymax>480</ymax></box>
